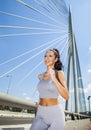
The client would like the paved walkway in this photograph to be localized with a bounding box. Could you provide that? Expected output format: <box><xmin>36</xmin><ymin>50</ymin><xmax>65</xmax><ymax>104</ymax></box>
<box><xmin>0</xmin><ymin>110</ymin><xmax>91</xmax><ymax>130</ymax></box>
<box><xmin>84</xmin><ymin>123</ymin><xmax>91</xmax><ymax>130</ymax></box>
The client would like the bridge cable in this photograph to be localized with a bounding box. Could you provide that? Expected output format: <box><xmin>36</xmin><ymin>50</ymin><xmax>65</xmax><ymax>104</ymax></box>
<box><xmin>0</xmin><ymin>11</ymin><xmax>61</xmax><ymax>29</ymax></box>
<box><xmin>16</xmin><ymin>0</ymin><xmax>67</xmax><ymax>27</ymax></box>
<box><xmin>0</xmin><ymin>35</ymin><xmax>67</xmax><ymax>79</ymax></box>
<box><xmin>0</xmin><ymin>25</ymin><xmax>67</xmax><ymax>32</ymax></box>
<box><xmin>0</xmin><ymin>31</ymin><xmax>66</xmax><ymax>37</ymax></box>
<box><xmin>0</xmin><ymin>36</ymin><xmax>66</xmax><ymax>66</ymax></box>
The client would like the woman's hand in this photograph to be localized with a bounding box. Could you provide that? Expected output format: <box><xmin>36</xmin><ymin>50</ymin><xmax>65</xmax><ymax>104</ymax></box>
<box><xmin>38</xmin><ymin>74</ymin><xmax>43</xmax><ymax>80</ymax></box>
<box><xmin>48</xmin><ymin>68</ymin><xmax>56</xmax><ymax>81</ymax></box>
<box><xmin>35</xmin><ymin>102</ymin><xmax>39</xmax><ymax>108</ymax></box>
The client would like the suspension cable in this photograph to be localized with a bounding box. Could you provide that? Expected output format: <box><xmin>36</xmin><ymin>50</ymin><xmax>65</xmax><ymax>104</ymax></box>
<box><xmin>16</xmin><ymin>0</ymin><xmax>67</xmax><ymax>27</ymax></box>
<box><xmin>0</xmin><ymin>11</ymin><xmax>61</xmax><ymax>28</ymax></box>
<box><xmin>0</xmin><ymin>25</ymin><xmax>67</xmax><ymax>32</ymax></box>
<box><xmin>0</xmin><ymin>35</ymin><xmax>67</xmax><ymax>79</ymax></box>
<box><xmin>0</xmin><ymin>36</ymin><xmax>64</xmax><ymax>66</ymax></box>
<box><xmin>0</xmin><ymin>31</ymin><xmax>66</xmax><ymax>37</ymax></box>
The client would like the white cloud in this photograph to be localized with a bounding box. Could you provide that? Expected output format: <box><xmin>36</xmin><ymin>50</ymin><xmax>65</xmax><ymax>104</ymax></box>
<box><xmin>22</xmin><ymin>93</ymin><xmax>27</xmax><ymax>96</ymax></box>
<box><xmin>84</xmin><ymin>83</ymin><xmax>91</xmax><ymax>93</ymax></box>
<box><xmin>25</xmin><ymin>97</ymin><xmax>32</xmax><ymax>100</ymax></box>
<box><xmin>87</xmin><ymin>83</ymin><xmax>91</xmax><ymax>89</ymax></box>
<box><xmin>68</xmin><ymin>84</ymin><xmax>91</xmax><ymax>94</ymax></box>
<box><xmin>70</xmin><ymin>88</ymin><xmax>74</xmax><ymax>93</ymax></box>
<box><xmin>88</xmin><ymin>69</ymin><xmax>91</xmax><ymax>73</ymax></box>
<box><xmin>77</xmin><ymin>84</ymin><xmax>91</xmax><ymax>94</ymax></box>
<box><xmin>79</xmin><ymin>88</ymin><xmax>84</xmax><ymax>93</ymax></box>
<box><xmin>89</xmin><ymin>46</ymin><xmax>91</xmax><ymax>51</ymax></box>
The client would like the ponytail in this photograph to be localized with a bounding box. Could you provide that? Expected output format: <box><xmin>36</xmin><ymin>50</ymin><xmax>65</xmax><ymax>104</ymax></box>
<box><xmin>53</xmin><ymin>48</ymin><xmax>63</xmax><ymax>70</ymax></box>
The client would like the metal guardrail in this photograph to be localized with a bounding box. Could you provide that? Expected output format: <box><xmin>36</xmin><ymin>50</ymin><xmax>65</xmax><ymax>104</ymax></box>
<box><xmin>65</xmin><ymin>111</ymin><xmax>91</xmax><ymax>121</ymax></box>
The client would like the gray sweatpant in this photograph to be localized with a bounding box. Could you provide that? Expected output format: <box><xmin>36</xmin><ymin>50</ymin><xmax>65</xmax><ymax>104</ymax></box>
<box><xmin>30</xmin><ymin>104</ymin><xmax>65</xmax><ymax>130</ymax></box>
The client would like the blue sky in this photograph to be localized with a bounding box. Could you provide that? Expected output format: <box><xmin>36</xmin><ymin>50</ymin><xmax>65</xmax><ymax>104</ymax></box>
<box><xmin>0</xmin><ymin>0</ymin><xmax>91</xmax><ymax>111</ymax></box>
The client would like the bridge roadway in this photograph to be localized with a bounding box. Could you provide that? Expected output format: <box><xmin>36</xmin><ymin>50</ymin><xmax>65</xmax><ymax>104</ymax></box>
<box><xmin>0</xmin><ymin>110</ymin><xmax>91</xmax><ymax>130</ymax></box>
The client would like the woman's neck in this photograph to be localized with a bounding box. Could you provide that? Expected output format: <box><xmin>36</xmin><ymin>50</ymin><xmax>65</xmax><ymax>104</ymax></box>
<box><xmin>47</xmin><ymin>67</ymin><xmax>54</xmax><ymax>71</ymax></box>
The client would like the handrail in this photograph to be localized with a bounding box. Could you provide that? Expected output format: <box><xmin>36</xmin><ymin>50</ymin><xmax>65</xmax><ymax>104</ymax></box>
<box><xmin>0</xmin><ymin>92</ymin><xmax>35</xmax><ymax>109</ymax></box>
<box><xmin>65</xmin><ymin>110</ymin><xmax>91</xmax><ymax>120</ymax></box>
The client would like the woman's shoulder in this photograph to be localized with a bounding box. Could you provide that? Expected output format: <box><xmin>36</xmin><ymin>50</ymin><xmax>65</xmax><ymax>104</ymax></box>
<box><xmin>57</xmin><ymin>70</ymin><xmax>65</xmax><ymax>78</ymax></box>
<box><xmin>57</xmin><ymin>70</ymin><xmax>64</xmax><ymax>74</ymax></box>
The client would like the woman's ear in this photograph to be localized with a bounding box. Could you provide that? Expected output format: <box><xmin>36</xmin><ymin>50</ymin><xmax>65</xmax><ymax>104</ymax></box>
<box><xmin>55</xmin><ymin>57</ymin><xmax>58</xmax><ymax>63</ymax></box>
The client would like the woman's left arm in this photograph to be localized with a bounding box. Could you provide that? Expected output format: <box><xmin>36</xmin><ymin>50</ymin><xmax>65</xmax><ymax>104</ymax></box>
<box><xmin>49</xmin><ymin>69</ymin><xmax>69</xmax><ymax>100</ymax></box>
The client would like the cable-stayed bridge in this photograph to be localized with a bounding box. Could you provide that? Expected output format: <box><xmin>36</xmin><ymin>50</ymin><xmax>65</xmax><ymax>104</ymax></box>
<box><xmin>0</xmin><ymin>0</ymin><xmax>91</xmax><ymax>129</ymax></box>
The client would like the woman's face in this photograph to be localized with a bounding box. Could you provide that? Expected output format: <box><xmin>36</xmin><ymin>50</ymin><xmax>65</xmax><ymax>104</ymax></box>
<box><xmin>44</xmin><ymin>50</ymin><xmax>57</xmax><ymax>68</ymax></box>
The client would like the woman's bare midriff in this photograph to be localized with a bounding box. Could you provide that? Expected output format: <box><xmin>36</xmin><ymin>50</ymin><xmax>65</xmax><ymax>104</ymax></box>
<box><xmin>39</xmin><ymin>98</ymin><xmax>60</xmax><ymax>106</ymax></box>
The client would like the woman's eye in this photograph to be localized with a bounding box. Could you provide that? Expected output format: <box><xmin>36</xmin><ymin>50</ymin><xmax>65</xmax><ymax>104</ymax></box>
<box><xmin>44</xmin><ymin>55</ymin><xmax>53</xmax><ymax>58</ymax></box>
<box><xmin>44</xmin><ymin>55</ymin><xmax>46</xmax><ymax>57</ymax></box>
<box><xmin>49</xmin><ymin>55</ymin><xmax>53</xmax><ymax>57</ymax></box>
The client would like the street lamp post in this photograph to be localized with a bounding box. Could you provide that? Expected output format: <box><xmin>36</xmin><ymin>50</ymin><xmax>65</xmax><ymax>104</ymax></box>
<box><xmin>87</xmin><ymin>96</ymin><xmax>91</xmax><ymax>114</ymax></box>
<box><xmin>6</xmin><ymin>75</ymin><xmax>12</xmax><ymax>94</ymax></box>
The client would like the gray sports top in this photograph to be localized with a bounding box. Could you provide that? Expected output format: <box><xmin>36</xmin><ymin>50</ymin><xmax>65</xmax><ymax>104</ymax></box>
<box><xmin>37</xmin><ymin>79</ymin><xmax>59</xmax><ymax>98</ymax></box>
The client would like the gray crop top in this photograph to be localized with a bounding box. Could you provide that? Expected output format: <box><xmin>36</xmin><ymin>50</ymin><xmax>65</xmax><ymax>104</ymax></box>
<box><xmin>37</xmin><ymin>79</ymin><xmax>59</xmax><ymax>98</ymax></box>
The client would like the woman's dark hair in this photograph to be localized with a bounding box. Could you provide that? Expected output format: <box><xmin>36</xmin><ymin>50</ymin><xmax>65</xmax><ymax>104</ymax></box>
<box><xmin>50</xmin><ymin>48</ymin><xmax>63</xmax><ymax>70</ymax></box>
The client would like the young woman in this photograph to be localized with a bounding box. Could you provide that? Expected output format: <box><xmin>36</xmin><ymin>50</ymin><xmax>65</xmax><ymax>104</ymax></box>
<box><xmin>30</xmin><ymin>48</ymin><xmax>69</xmax><ymax>130</ymax></box>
